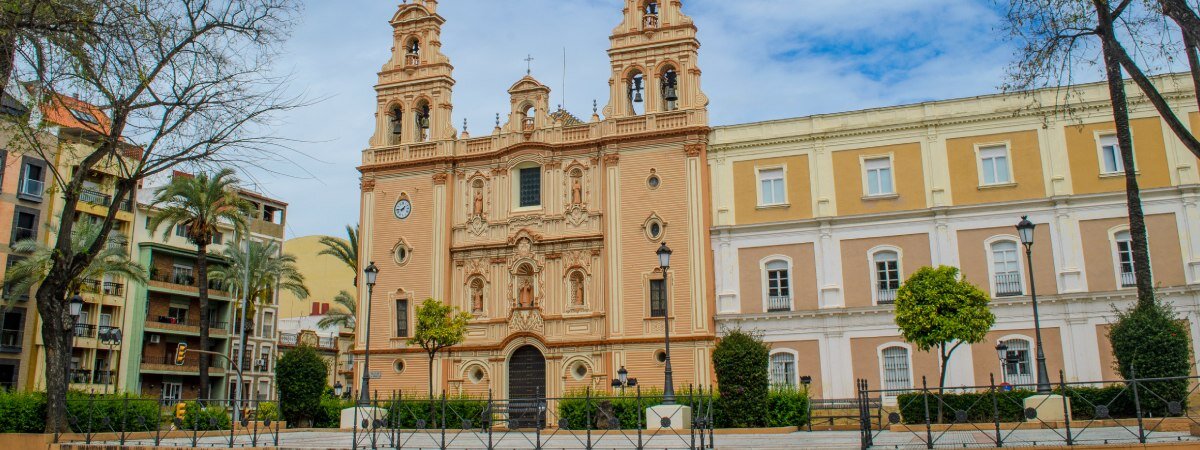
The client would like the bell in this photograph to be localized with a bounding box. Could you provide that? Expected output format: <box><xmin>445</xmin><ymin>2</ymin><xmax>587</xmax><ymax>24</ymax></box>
<box><xmin>392</xmin><ymin>121</ymin><xmax>403</xmax><ymax>135</ymax></box>
<box><xmin>632</xmin><ymin>77</ymin><xmax>644</xmax><ymax>103</ymax></box>
<box><xmin>664</xmin><ymin>86</ymin><xmax>678</xmax><ymax>103</ymax></box>
<box><xmin>417</xmin><ymin>115</ymin><xmax>429</xmax><ymax>129</ymax></box>
<box><xmin>634</xmin><ymin>90</ymin><xmax>643</xmax><ymax>103</ymax></box>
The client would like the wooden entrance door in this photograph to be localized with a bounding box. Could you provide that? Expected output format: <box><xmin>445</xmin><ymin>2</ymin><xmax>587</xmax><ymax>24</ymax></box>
<box><xmin>507</xmin><ymin>345</ymin><xmax>545</xmax><ymax>428</ymax></box>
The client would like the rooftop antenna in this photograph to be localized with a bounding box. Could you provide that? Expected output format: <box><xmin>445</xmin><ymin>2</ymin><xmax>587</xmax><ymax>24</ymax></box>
<box><xmin>561</xmin><ymin>47</ymin><xmax>567</xmax><ymax>112</ymax></box>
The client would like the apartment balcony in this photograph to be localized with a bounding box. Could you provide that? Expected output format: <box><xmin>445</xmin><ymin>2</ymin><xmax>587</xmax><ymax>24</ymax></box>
<box><xmin>766</xmin><ymin>296</ymin><xmax>792</xmax><ymax>313</ymax></box>
<box><xmin>18</xmin><ymin>178</ymin><xmax>43</xmax><ymax>201</ymax></box>
<box><xmin>139</xmin><ymin>353</ymin><xmax>226</xmax><ymax>376</ymax></box>
<box><xmin>69</xmin><ymin>369</ymin><xmax>92</xmax><ymax>384</ymax></box>
<box><xmin>79</xmin><ymin>188</ymin><xmax>133</xmax><ymax>213</ymax></box>
<box><xmin>279</xmin><ymin>332</ymin><xmax>338</xmax><ymax>351</ymax></box>
<box><xmin>994</xmin><ymin>272</ymin><xmax>1023</xmax><ymax>297</ymax></box>
<box><xmin>0</xmin><ymin>328</ymin><xmax>21</xmax><ymax>353</ymax></box>
<box><xmin>1121</xmin><ymin>271</ymin><xmax>1136</xmax><ymax>288</ymax></box>
<box><xmin>73</xmin><ymin>323</ymin><xmax>96</xmax><ymax>339</ymax></box>
<box><xmin>144</xmin><ymin>315</ymin><xmax>228</xmax><ymax>338</ymax></box>
<box><xmin>877</xmin><ymin>288</ymin><xmax>898</xmax><ymax>305</ymax></box>
<box><xmin>147</xmin><ymin>271</ymin><xmax>232</xmax><ymax>299</ymax></box>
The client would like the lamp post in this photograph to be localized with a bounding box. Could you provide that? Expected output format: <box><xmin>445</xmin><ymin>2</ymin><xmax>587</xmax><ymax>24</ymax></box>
<box><xmin>359</xmin><ymin>262</ymin><xmax>379</xmax><ymax>406</ymax></box>
<box><xmin>656</xmin><ymin>242</ymin><xmax>676</xmax><ymax>405</ymax></box>
<box><xmin>994</xmin><ymin>342</ymin><xmax>1009</xmax><ymax>384</ymax></box>
<box><xmin>1016</xmin><ymin>216</ymin><xmax>1052</xmax><ymax>394</ymax></box>
<box><xmin>610</xmin><ymin>366</ymin><xmax>638</xmax><ymax>395</ymax></box>
<box><xmin>100</xmin><ymin>327</ymin><xmax>123</xmax><ymax>394</ymax></box>
<box><xmin>333</xmin><ymin>381</ymin><xmax>344</xmax><ymax>398</ymax></box>
<box><xmin>68</xmin><ymin>294</ymin><xmax>83</xmax><ymax>385</ymax></box>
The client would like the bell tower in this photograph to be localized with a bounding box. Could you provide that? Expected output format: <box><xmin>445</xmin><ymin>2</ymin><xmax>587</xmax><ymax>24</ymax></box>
<box><xmin>371</xmin><ymin>0</ymin><xmax>456</xmax><ymax>147</ymax></box>
<box><xmin>603</xmin><ymin>0</ymin><xmax>708</xmax><ymax>119</ymax></box>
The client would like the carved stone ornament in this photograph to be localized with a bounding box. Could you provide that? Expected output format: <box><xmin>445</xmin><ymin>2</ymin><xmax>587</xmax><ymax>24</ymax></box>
<box><xmin>432</xmin><ymin>172</ymin><xmax>450</xmax><ymax>185</ymax></box>
<box><xmin>361</xmin><ymin>178</ymin><xmax>377</xmax><ymax>192</ymax></box>
<box><xmin>508</xmin><ymin>308</ymin><xmax>545</xmax><ymax>334</ymax></box>
<box><xmin>684</xmin><ymin>144</ymin><xmax>705</xmax><ymax>157</ymax></box>
<box><xmin>467</xmin><ymin>215</ymin><xmax>488</xmax><ymax>237</ymax></box>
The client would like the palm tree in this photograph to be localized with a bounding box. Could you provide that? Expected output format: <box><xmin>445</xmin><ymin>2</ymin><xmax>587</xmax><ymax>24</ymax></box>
<box><xmin>3</xmin><ymin>220</ymin><xmax>147</xmax><ymax>303</ymax></box>
<box><xmin>147</xmin><ymin>169</ymin><xmax>253</xmax><ymax>400</ymax></box>
<box><xmin>317</xmin><ymin>291</ymin><xmax>356</xmax><ymax>330</ymax></box>
<box><xmin>319</xmin><ymin>224</ymin><xmax>358</xmax><ymax>285</ymax></box>
<box><xmin>210</xmin><ymin>239</ymin><xmax>310</xmax><ymax>325</ymax></box>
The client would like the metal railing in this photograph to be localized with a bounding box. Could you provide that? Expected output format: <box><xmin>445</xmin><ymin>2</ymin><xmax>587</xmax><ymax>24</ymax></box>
<box><xmin>993</xmin><ymin>272</ymin><xmax>1023</xmax><ymax>297</ymax></box>
<box><xmin>1121</xmin><ymin>271</ymin><xmax>1137</xmax><ymax>287</ymax></box>
<box><xmin>80</xmin><ymin>278</ymin><xmax>102</xmax><ymax>293</ymax></box>
<box><xmin>20</xmin><ymin>178</ymin><xmax>43</xmax><ymax>198</ymax></box>
<box><xmin>80</xmin><ymin>189</ymin><xmax>112</xmax><ymax>206</ymax></box>
<box><xmin>70</xmin><ymin>368</ymin><xmax>92</xmax><ymax>384</ymax></box>
<box><xmin>103</xmin><ymin>282</ymin><xmax>124</xmax><ymax>296</ymax></box>
<box><xmin>149</xmin><ymin>315</ymin><xmax>227</xmax><ymax>331</ymax></box>
<box><xmin>141</xmin><ymin>353</ymin><xmax>226</xmax><ymax>369</ymax></box>
<box><xmin>73</xmin><ymin>323</ymin><xmax>97</xmax><ymax>338</ymax></box>
<box><xmin>58</xmin><ymin>397</ymin><xmax>280</xmax><ymax>448</ymax></box>
<box><xmin>767</xmin><ymin>295</ymin><xmax>791</xmax><ymax>312</ymax></box>
<box><xmin>877</xmin><ymin>288</ymin><xmax>898</xmax><ymax>305</ymax></box>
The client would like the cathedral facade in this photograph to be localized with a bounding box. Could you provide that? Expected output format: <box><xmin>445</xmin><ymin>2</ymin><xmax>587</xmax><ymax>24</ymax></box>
<box><xmin>357</xmin><ymin>0</ymin><xmax>715</xmax><ymax>400</ymax></box>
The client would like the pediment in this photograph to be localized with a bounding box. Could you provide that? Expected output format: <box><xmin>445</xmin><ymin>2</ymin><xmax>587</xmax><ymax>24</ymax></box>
<box><xmin>390</xmin><ymin>4</ymin><xmax>438</xmax><ymax>25</ymax></box>
<box><xmin>508</xmin><ymin>76</ymin><xmax>551</xmax><ymax>94</ymax></box>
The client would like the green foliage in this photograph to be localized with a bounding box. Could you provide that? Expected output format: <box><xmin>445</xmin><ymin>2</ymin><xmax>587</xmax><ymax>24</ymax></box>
<box><xmin>210</xmin><ymin>239</ymin><xmax>310</xmax><ymax>316</ymax></box>
<box><xmin>0</xmin><ymin>391</ymin><xmax>46</xmax><ymax>432</ymax></box>
<box><xmin>896</xmin><ymin>385</ymin><xmax>1172</xmax><ymax>424</ymax></box>
<box><xmin>65</xmin><ymin>392</ymin><xmax>160</xmax><ymax>433</ymax></box>
<box><xmin>382</xmin><ymin>395</ymin><xmax>488</xmax><ymax>429</ymax></box>
<box><xmin>712</xmin><ymin>329</ymin><xmax>770</xmax><ymax>427</ymax></box>
<box><xmin>147</xmin><ymin>169</ymin><xmax>254</xmax><ymax>246</ymax></box>
<box><xmin>182</xmin><ymin>402</ymin><xmax>230</xmax><ymax>431</ymax></box>
<box><xmin>318</xmin><ymin>224</ymin><xmax>359</xmax><ymax>280</ymax></box>
<box><xmin>2</xmin><ymin>220</ymin><xmax>147</xmax><ymax>301</ymax></box>
<box><xmin>255</xmin><ymin>402</ymin><xmax>280</xmax><ymax>422</ymax></box>
<box><xmin>275</xmin><ymin>345</ymin><xmax>329</xmax><ymax>427</ymax></box>
<box><xmin>895</xmin><ymin>266</ymin><xmax>995</xmax><ymax>354</ymax></box>
<box><xmin>318</xmin><ymin>290</ymin><xmax>357</xmax><ymax>330</ymax></box>
<box><xmin>1109</xmin><ymin>299</ymin><xmax>1191</xmax><ymax>413</ymax></box>
<box><xmin>409</xmin><ymin>298</ymin><xmax>471</xmax><ymax>396</ymax></box>
<box><xmin>314</xmin><ymin>394</ymin><xmax>356</xmax><ymax>428</ymax></box>
<box><xmin>764</xmin><ymin>387</ymin><xmax>810</xmax><ymax>428</ymax></box>
<box><xmin>557</xmin><ymin>388</ymin><xmax>668</xmax><ymax>430</ymax></box>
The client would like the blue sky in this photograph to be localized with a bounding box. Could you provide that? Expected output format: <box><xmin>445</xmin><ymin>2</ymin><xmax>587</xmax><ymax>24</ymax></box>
<box><xmin>253</xmin><ymin>0</ymin><xmax>1022</xmax><ymax>238</ymax></box>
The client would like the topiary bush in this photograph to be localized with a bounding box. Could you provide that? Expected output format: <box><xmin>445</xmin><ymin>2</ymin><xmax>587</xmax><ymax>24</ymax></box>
<box><xmin>314</xmin><ymin>394</ymin><xmax>355</xmax><ymax>428</ymax></box>
<box><xmin>1109</xmin><ymin>299</ymin><xmax>1191</xmax><ymax>414</ymax></box>
<box><xmin>65</xmin><ymin>392</ymin><xmax>160</xmax><ymax>433</ymax></box>
<box><xmin>712</xmin><ymin>329</ymin><xmax>769</xmax><ymax>428</ymax></box>
<box><xmin>0</xmin><ymin>391</ymin><xmax>46</xmax><ymax>433</ymax></box>
<box><xmin>182</xmin><ymin>402</ymin><xmax>231</xmax><ymax>431</ymax></box>
<box><xmin>765</xmin><ymin>387</ymin><xmax>810</xmax><ymax>428</ymax></box>
<box><xmin>383</xmin><ymin>395</ymin><xmax>488</xmax><ymax>429</ymax></box>
<box><xmin>275</xmin><ymin>345</ymin><xmax>329</xmax><ymax>428</ymax></box>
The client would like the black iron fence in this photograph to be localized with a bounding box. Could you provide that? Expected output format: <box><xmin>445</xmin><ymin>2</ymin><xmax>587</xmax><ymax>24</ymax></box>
<box><xmin>348</xmin><ymin>388</ymin><xmax>717</xmax><ymax>450</ymax></box>
<box><xmin>856</xmin><ymin>371</ymin><xmax>1200</xmax><ymax>449</ymax></box>
<box><xmin>57</xmin><ymin>396</ymin><xmax>280</xmax><ymax>448</ymax></box>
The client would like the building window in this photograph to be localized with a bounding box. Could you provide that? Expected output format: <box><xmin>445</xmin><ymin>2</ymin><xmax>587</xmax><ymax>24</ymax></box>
<box><xmin>1115</xmin><ymin>230</ymin><xmax>1136</xmax><ymax>287</ymax></box>
<box><xmin>978</xmin><ymin>144</ymin><xmax>1012</xmax><ymax>185</ymax></box>
<box><xmin>881</xmin><ymin>346</ymin><xmax>911</xmax><ymax>393</ymax></box>
<box><xmin>257</xmin><ymin>380</ymin><xmax>270</xmax><ymax>401</ymax></box>
<box><xmin>518</xmin><ymin>166</ymin><xmax>541</xmax><ymax>208</ymax></box>
<box><xmin>990</xmin><ymin>241</ymin><xmax>1022</xmax><ymax>297</ymax></box>
<box><xmin>627</xmin><ymin>70</ymin><xmax>645</xmax><ymax>116</ymax></box>
<box><xmin>873</xmin><ymin>250</ymin><xmax>900</xmax><ymax>305</ymax></box>
<box><xmin>649</xmin><ymin>278</ymin><xmax>667</xmax><ymax>317</ymax></box>
<box><xmin>260</xmin><ymin>311</ymin><xmax>274</xmax><ymax>337</ymax></box>
<box><xmin>162</xmin><ymin>382</ymin><xmax>182</xmax><ymax>402</ymax></box>
<box><xmin>1000</xmin><ymin>338</ymin><xmax>1033</xmax><ymax>386</ymax></box>
<box><xmin>11</xmin><ymin>209</ymin><xmax>37</xmax><ymax>244</ymax></box>
<box><xmin>389</xmin><ymin>107</ymin><xmax>403</xmax><ymax>143</ymax></box>
<box><xmin>414</xmin><ymin>101</ymin><xmax>431</xmax><ymax>142</ymax></box>
<box><xmin>18</xmin><ymin>162</ymin><xmax>44</xmax><ymax>200</ymax></box>
<box><xmin>258</xmin><ymin>346</ymin><xmax>271</xmax><ymax>372</ymax></box>
<box><xmin>769</xmin><ymin>352</ymin><xmax>796</xmax><ymax>388</ymax></box>
<box><xmin>212</xmin><ymin>231</ymin><xmax>224</xmax><ymax>245</ymax></box>
<box><xmin>765</xmin><ymin>260</ymin><xmax>790</xmax><ymax>312</ymax></box>
<box><xmin>396</xmin><ymin>299</ymin><xmax>409</xmax><ymax>337</ymax></box>
<box><xmin>864</xmin><ymin>157</ymin><xmax>894</xmax><ymax>196</ymax></box>
<box><xmin>757</xmin><ymin>168</ymin><xmax>785</xmax><ymax>206</ymax></box>
<box><xmin>174</xmin><ymin>224</ymin><xmax>188</xmax><ymax>238</ymax></box>
<box><xmin>1098</xmin><ymin>134</ymin><xmax>1126</xmax><ymax>174</ymax></box>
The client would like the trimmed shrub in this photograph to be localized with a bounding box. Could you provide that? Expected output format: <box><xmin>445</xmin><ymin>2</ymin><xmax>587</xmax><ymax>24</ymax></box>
<box><xmin>765</xmin><ymin>388</ymin><xmax>810</xmax><ymax>427</ymax></box>
<box><xmin>182</xmin><ymin>402</ymin><xmax>231</xmax><ymax>431</ymax></box>
<box><xmin>0</xmin><ymin>391</ymin><xmax>46</xmax><ymax>432</ymax></box>
<box><xmin>315</xmin><ymin>395</ymin><xmax>355</xmax><ymax>428</ymax></box>
<box><xmin>65</xmin><ymin>392</ymin><xmax>160</xmax><ymax>433</ymax></box>
<box><xmin>275</xmin><ymin>345</ymin><xmax>329</xmax><ymax>427</ymax></box>
<box><xmin>256</xmin><ymin>402</ymin><xmax>280</xmax><ymax>423</ymax></box>
<box><xmin>1109</xmin><ymin>299</ymin><xmax>1191</xmax><ymax>414</ymax></box>
<box><xmin>557</xmin><ymin>388</ymin><xmax>673</xmax><ymax>430</ymax></box>
<box><xmin>713</xmin><ymin>329</ymin><xmax>770</xmax><ymax>428</ymax></box>
<box><xmin>897</xmin><ymin>390</ymin><xmax>1034</xmax><ymax>424</ymax></box>
<box><xmin>383</xmin><ymin>395</ymin><xmax>488</xmax><ymax>429</ymax></box>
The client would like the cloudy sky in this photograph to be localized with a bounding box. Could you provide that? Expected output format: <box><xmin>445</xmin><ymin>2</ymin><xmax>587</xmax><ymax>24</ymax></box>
<box><xmin>253</xmin><ymin>0</ymin><xmax>1032</xmax><ymax>238</ymax></box>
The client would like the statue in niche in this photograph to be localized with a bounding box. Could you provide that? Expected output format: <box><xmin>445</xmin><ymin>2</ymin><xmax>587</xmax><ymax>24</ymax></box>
<box><xmin>574</xmin><ymin>277</ymin><xmax>585</xmax><ymax>306</ymax></box>
<box><xmin>470</xmin><ymin>279</ymin><xmax>484</xmax><ymax>313</ymax></box>
<box><xmin>571</xmin><ymin>173</ymin><xmax>583</xmax><ymax>205</ymax></box>
<box><xmin>473</xmin><ymin>189</ymin><xmax>484</xmax><ymax>217</ymax></box>
<box><xmin>518</xmin><ymin>279</ymin><xmax>534</xmax><ymax>308</ymax></box>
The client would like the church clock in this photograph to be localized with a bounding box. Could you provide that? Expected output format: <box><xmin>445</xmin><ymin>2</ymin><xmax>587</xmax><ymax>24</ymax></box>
<box><xmin>394</xmin><ymin>198</ymin><xmax>412</xmax><ymax>219</ymax></box>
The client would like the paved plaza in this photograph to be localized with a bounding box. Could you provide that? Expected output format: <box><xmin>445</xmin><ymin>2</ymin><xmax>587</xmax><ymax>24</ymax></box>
<box><xmin>99</xmin><ymin>427</ymin><xmax>1199</xmax><ymax>449</ymax></box>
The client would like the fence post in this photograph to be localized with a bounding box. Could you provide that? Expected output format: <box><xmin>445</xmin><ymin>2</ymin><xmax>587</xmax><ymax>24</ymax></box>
<box><xmin>990</xmin><ymin>374</ymin><xmax>1002</xmax><ymax>447</ymax></box>
<box><xmin>1131</xmin><ymin>366</ymin><xmax>1146</xmax><ymax>444</ymax></box>
<box><xmin>856</xmin><ymin>380</ymin><xmax>867</xmax><ymax>450</ymax></box>
<box><xmin>229</xmin><ymin>399</ymin><xmax>236</xmax><ymax>448</ymax></box>
<box><xmin>637</xmin><ymin>386</ymin><xmax>644</xmax><ymax>450</ymax></box>
<box><xmin>440</xmin><ymin>390</ymin><xmax>448</xmax><ymax>450</ymax></box>
<box><xmin>86</xmin><ymin>392</ymin><xmax>95</xmax><ymax>444</ymax></box>
<box><xmin>689</xmin><ymin>385</ymin><xmax>696</xmax><ymax>450</ymax></box>
<box><xmin>351</xmin><ymin>391</ymin><xmax>359</xmax><ymax>450</ymax></box>
<box><xmin>535</xmin><ymin>386</ymin><xmax>543</xmax><ymax>450</ymax></box>
<box><xmin>191</xmin><ymin>401</ymin><xmax>199</xmax><ymax>449</ymax></box>
<box><xmin>120</xmin><ymin>395</ymin><xmax>129</xmax><ymax>446</ymax></box>
<box><xmin>586</xmin><ymin>387</ymin><xmax>593</xmax><ymax>450</ymax></box>
<box><xmin>1059</xmin><ymin>370</ymin><xmax>1072</xmax><ymax>446</ymax></box>
<box><xmin>370</xmin><ymin>390</ymin><xmax>380</xmax><ymax>450</ymax></box>
<box><xmin>921</xmin><ymin>376</ymin><xmax>933</xmax><ymax>450</ymax></box>
<box><xmin>708</xmin><ymin>385</ymin><xmax>715</xmax><ymax>448</ymax></box>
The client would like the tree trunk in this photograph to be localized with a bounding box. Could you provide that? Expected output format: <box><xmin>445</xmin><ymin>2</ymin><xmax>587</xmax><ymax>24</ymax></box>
<box><xmin>1185</xmin><ymin>34</ymin><xmax>1200</xmax><ymax>114</ymax></box>
<box><xmin>38</xmin><ymin>280</ymin><xmax>72</xmax><ymax>433</ymax></box>
<box><xmin>1161</xmin><ymin>0</ymin><xmax>1200</xmax><ymax>49</ymax></box>
<box><xmin>937</xmin><ymin>345</ymin><xmax>948</xmax><ymax>424</ymax></box>
<box><xmin>197</xmin><ymin>242</ymin><xmax>211</xmax><ymax>400</ymax></box>
<box><xmin>428</xmin><ymin>351</ymin><xmax>435</xmax><ymax>400</ymax></box>
<box><xmin>0</xmin><ymin>13</ymin><xmax>16</xmax><ymax>103</ymax></box>
<box><xmin>1097</xmin><ymin>1</ymin><xmax>1156</xmax><ymax>307</ymax></box>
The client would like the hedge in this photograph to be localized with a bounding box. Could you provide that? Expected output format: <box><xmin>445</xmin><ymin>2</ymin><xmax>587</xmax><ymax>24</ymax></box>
<box><xmin>181</xmin><ymin>402</ymin><xmax>231</xmax><ymax>431</ymax></box>
<box><xmin>0</xmin><ymin>391</ymin><xmax>162</xmax><ymax>433</ymax></box>
<box><xmin>896</xmin><ymin>384</ymin><xmax>1184</xmax><ymax>424</ymax></box>
<box><xmin>382</xmin><ymin>395</ymin><xmax>489</xmax><ymax>429</ymax></box>
<box><xmin>556</xmin><ymin>387</ymin><xmax>807</xmax><ymax>429</ymax></box>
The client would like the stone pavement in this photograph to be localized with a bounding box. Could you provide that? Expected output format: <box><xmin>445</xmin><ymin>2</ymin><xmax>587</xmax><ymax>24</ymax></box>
<box><xmin>102</xmin><ymin>427</ymin><xmax>1198</xmax><ymax>449</ymax></box>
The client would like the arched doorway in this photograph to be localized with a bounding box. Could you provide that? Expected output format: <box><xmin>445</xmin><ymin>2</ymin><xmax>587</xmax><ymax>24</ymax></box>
<box><xmin>507</xmin><ymin>345</ymin><xmax>546</xmax><ymax>427</ymax></box>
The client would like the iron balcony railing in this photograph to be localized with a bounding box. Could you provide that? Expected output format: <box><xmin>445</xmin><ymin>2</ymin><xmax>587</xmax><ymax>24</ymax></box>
<box><xmin>141</xmin><ymin>353</ymin><xmax>226</xmax><ymax>369</ymax></box>
<box><xmin>91</xmin><ymin>370</ymin><xmax>114</xmax><ymax>385</ymax></box>
<box><xmin>877</xmin><ymin>288</ymin><xmax>898</xmax><ymax>305</ymax></box>
<box><xmin>766</xmin><ymin>295</ymin><xmax>791</xmax><ymax>312</ymax></box>
<box><xmin>0</xmin><ymin>329</ymin><xmax>20</xmax><ymax>352</ymax></box>
<box><xmin>279</xmin><ymin>333</ymin><xmax>297</xmax><ymax>346</ymax></box>
<box><xmin>102</xmin><ymin>282</ymin><xmax>124</xmax><ymax>296</ymax></box>
<box><xmin>150</xmin><ymin>315</ymin><xmax>226</xmax><ymax>330</ymax></box>
<box><xmin>79</xmin><ymin>189</ymin><xmax>112</xmax><ymax>206</ymax></box>
<box><xmin>73</xmin><ymin>323</ymin><xmax>96</xmax><ymax>338</ymax></box>
<box><xmin>993</xmin><ymin>272</ymin><xmax>1023</xmax><ymax>297</ymax></box>
<box><xmin>98</xmin><ymin>325</ymin><xmax>121</xmax><ymax>342</ymax></box>
<box><xmin>80</xmin><ymin>278</ymin><xmax>102</xmax><ymax>293</ymax></box>
<box><xmin>69</xmin><ymin>369</ymin><xmax>91</xmax><ymax>384</ymax></box>
<box><xmin>20</xmin><ymin>178</ymin><xmax>43</xmax><ymax>198</ymax></box>
<box><xmin>1121</xmin><ymin>270</ymin><xmax>1137</xmax><ymax>287</ymax></box>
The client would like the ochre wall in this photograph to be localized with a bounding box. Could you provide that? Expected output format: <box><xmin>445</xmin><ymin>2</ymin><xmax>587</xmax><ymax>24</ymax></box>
<box><xmin>850</xmin><ymin>336</ymin><xmax>939</xmax><ymax>392</ymax></box>
<box><xmin>732</xmin><ymin>155</ymin><xmax>812</xmax><ymax>225</ymax></box>
<box><xmin>737</xmin><ymin>243</ymin><xmax>818</xmax><ymax>313</ymax></box>
<box><xmin>839</xmin><ymin>233</ymin><xmax>932</xmax><ymax>308</ymax></box>
<box><xmin>946</xmin><ymin>130</ymin><xmax>1047</xmax><ymax>205</ymax></box>
<box><xmin>770</xmin><ymin>340</ymin><xmax>823</xmax><ymax>398</ymax></box>
<box><xmin>1078</xmin><ymin>213</ymin><xmax>1185</xmax><ymax>292</ymax></box>
<box><xmin>832</xmin><ymin>143</ymin><xmax>926</xmax><ymax>216</ymax></box>
<box><xmin>968</xmin><ymin>328</ymin><xmax>1066</xmax><ymax>386</ymax></box>
<box><xmin>1064</xmin><ymin>118</ymin><xmax>1172</xmax><ymax>195</ymax></box>
<box><xmin>955</xmin><ymin>224</ymin><xmax>1057</xmax><ymax>297</ymax></box>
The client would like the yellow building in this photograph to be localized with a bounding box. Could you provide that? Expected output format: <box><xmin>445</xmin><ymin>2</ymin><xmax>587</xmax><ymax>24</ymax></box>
<box><xmin>357</xmin><ymin>0</ymin><xmax>715</xmax><ymax>402</ymax></box>
<box><xmin>278</xmin><ymin>235</ymin><xmax>356</xmax><ymax>320</ymax></box>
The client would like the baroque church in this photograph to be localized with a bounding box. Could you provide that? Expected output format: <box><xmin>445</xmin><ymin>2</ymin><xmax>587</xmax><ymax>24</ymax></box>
<box><xmin>357</xmin><ymin>0</ymin><xmax>715</xmax><ymax>400</ymax></box>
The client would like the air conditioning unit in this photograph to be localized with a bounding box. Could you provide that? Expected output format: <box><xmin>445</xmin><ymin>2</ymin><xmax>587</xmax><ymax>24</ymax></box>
<box><xmin>149</xmin><ymin>334</ymin><xmax>160</xmax><ymax>344</ymax></box>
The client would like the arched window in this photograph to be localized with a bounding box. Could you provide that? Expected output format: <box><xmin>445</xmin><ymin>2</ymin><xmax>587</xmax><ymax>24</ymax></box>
<box><xmin>764</xmin><ymin>260</ymin><xmax>791</xmax><ymax>312</ymax></box>
<box><xmin>570</xmin><ymin>271</ymin><xmax>586</xmax><ymax>306</ymax></box>
<box><xmin>642</xmin><ymin>1</ymin><xmax>660</xmax><ymax>28</ymax></box>
<box><xmin>990</xmin><ymin>240</ymin><xmax>1022</xmax><ymax>297</ymax></box>
<box><xmin>880</xmin><ymin>346</ymin><xmax>911</xmax><ymax>393</ymax></box>
<box><xmin>999</xmin><ymin>338</ymin><xmax>1034</xmax><ymax>386</ymax></box>
<box><xmin>770</xmin><ymin>352</ymin><xmax>796</xmax><ymax>388</ymax></box>
<box><xmin>627</xmin><ymin>71</ymin><xmax>645</xmax><ymax>116</ymax></box>
<box><xmin>414</xmin><ymin>101</ymin><xmax>431</xmax><ymax>142</ymax></box>
<box><xmin>520</xmin><ymin>104</ymin><xmax>535</xmax><ymax>131</ymax></box>
<box><xmin>660</xmin><ymin>67</ymin><xmax>679</xmax><ymax>112</ymax></box>
<box><xmin>405</xmin><ymin>38</ymin><xmax>421</xmax><ymax>66</ymax></box>
<box><xmin>389</xmin><ymin>107</ymin><xmax>404</xmax><ymax>144</ymax></box>
<box><xmin>872</xmin><ymin>250</ymin><xmax>900</xmax><ymax>305</ymax></box>
<box><xmin>1114</xmin><ymin>230</ymin><xmax>1136</xmax><ymax>287</ymax></box>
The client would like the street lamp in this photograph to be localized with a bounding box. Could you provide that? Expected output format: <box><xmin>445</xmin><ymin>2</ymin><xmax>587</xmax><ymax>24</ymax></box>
<box><xmin>994</xmin><ymin>342</ymin><xmax>1009</xmax><ymax>383</ymax></box>
<box><xmin>1016</xmin><ymin>216</ymin><xmax>1052</xmax><ymax>394</ymax></box>
<box><xmin>100</xmin><ymin>327</ymin><xmax>123</xmax><ymax>394</ymax></box>
<box><xmin>333</xmin><ymin>381</ymin><xmax>344</xmax><ymax>398</ymax></box>
<box><xmin>69</xmin><ymin>294</ymin><xmax>84</xmax><ymax>318</ymax></box>
<box><xmin>359</xmin><ymin>262</ymin><xmax>379</xmax><ymax>405</ymax></box>
<box><xmin>656</xmin><ymin>242</ymin><xmax>676</xmax><ymax>405</ymax></box>
<box><xmin>611</xmin><ymin>366</ymin><xmax>638</xmax><ymax>394</ymax></box>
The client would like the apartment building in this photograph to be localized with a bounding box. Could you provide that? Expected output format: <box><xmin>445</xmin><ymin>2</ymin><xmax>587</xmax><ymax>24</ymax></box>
<box><xmin>708</xmin><ymin>74</ymin><xmax>1200</xmax><ymax>400</ymax></box>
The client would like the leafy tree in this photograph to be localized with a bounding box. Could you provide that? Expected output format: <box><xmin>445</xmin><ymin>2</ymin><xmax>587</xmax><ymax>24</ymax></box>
<box><xmin>1108</xmin><ymin>299</ymin><xmax>1191</xmax><ymax>409</ymax></box>
<box><xmin>210</xmin><ymin>238</ymin><xmax>310</xmax><ymax>322</ymax></box>
<box><xmin>3</xmin><ymin>220</ymin><xmax>146</xmax><ymax>299</ymax></box>
<box><xmin>274</xmin><ymin>345</ymin><xmax>328</xmax><ymax>428</ymax></box>
<box><xmin>148</xmin><ymin>169</ymin><xmax>254</xmax><ymax>399</ymax></box>
<box><xmin>894</xmin><ymin>265</ymin><xmax>994</xmax><ymax>421</ymax></box>
<box><xmin>318</xmin><ymin>291</ymin><xmax>356</xmax><ymax>330</ymax></box>
<box><xmin>319</xmin><ymin>224</ymin><xmax>358</xmax><ymax>285</ymax></box>
<box><xmin>408</xmin><ymin>299</ymin><xmax>470</xmax><ymax>398</ymax></box>
<box><xmin>711</xmin><ymin>328</ymin><xmax>769</xmax><ymax>428</ymax></box>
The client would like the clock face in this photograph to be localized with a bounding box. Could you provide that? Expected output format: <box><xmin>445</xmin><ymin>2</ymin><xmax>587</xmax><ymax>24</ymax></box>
<box><xmin>394</xmin><ymin>199</ymin><xmax>412</xmax><ymax>219</ymax></box>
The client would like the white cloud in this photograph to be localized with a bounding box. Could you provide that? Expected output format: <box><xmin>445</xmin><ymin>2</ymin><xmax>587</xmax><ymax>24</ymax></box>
<box><xmin>254</xmin><ymin>0</ymin><xmax>1018</xmax><ymax>238</ymax></box>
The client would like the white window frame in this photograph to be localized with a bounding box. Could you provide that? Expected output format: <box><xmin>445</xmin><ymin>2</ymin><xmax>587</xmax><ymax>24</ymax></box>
<box><xmin>162</xmin><ymin>382</ymin><xmax>183</xmax><ymax>401</ymax></box>
<box><xmin>769</xmin><ymin>349</ymin><xmax>799</xmax><ymax>388</ymax></box>
<box><xmin>877</xmin><ymin>342</ymin><xmax>913</xmax><ymax>403</ymax></box>
<box><xmin>996</xmin><ymin>335</ymin><xmax>1036</xmax><ymax>387</ymax></box>
<box><xmin>984</xmin><ymin>236</ymin><xmax>1025</xmax><ymax>297</ymax></box>
<box><xmin>1110</xmin><ymin>226</ymin><xmax>1139</xmax><ymax>289</ymax></box>
<box><xmin>1094</xmin><ymin>131</ymin><xmax>1135</xmax><ymax>176</ymax></box>
<box><xmin>974</xmin><ymin>142</ymin><xmax>1014</xmax><ymax>186</ymax></box>
<box><xmin>860</xmin><ymin>154</ymin><xmax>896</xmax><ymax>198</ymax></box>
<box><xmin>759</xmin><ymin>255</ymin><xmax>794</xmax><ymax>312</ymax></box>
<box><xmin>755</xmin><ymin>166</ymin><xmax>787</xmax><ymax>207</ymax></box>
<box><xmin>868</xmin><ymin>246</ymin><xmax>903</xmax><ymax>306</ymax></box>
<box><xmin>510</xmin><ymin>161</ymin><xmax>543</xmax><ymax>212</ymax></box>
